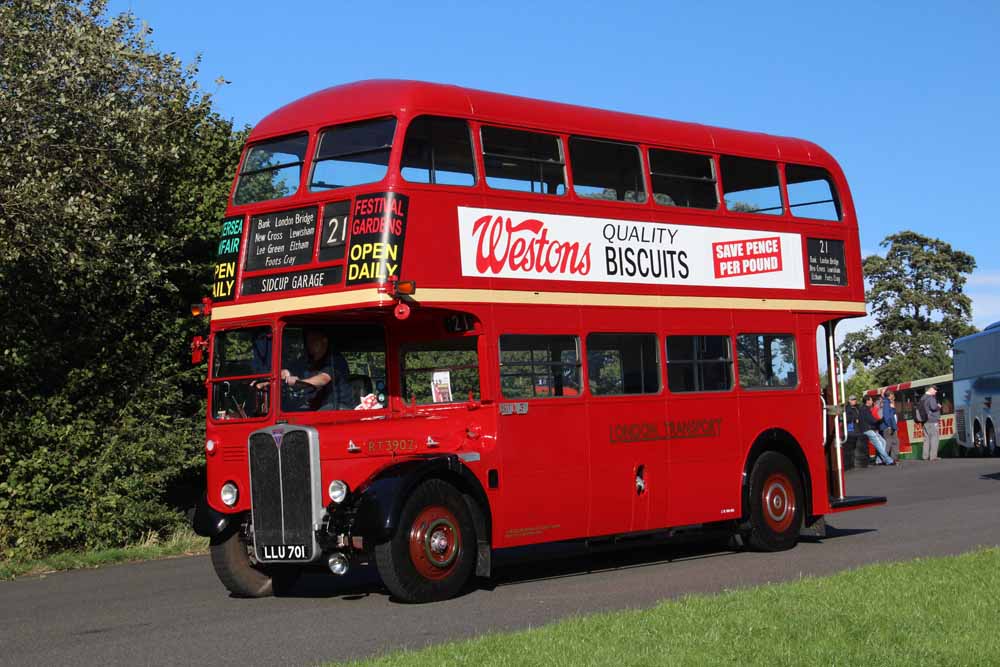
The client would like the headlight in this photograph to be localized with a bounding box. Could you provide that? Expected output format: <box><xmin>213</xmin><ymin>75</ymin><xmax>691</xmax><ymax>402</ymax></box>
<box><xmin>220</xmin><ymin>482</ymin><xmax>239</xmax><ymax>507</ymax></box>
<box><xmin>205</xmin><ymin>439</ymin><xmax>216</xmax><ymax>455</ymax></box>
<box><xmin>328</xmin><ymin>480</ymin><xmax>349</xmax><ymax>504</ymax></box>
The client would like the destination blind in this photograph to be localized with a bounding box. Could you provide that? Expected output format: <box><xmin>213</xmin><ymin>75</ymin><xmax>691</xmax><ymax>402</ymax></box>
<box><xmin>244</xmin><ymin>206</ymin><xmax>318</xmax><ymax>272</ymax></box>
<box><xmin>213</xmin><ymin>216</ymin><xmax>243</xmax><ymax>302</ymax></box>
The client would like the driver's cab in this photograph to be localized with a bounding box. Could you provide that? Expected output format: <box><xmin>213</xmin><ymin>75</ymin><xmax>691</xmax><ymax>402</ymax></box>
<box><xmin>208</xmin><ymin>308</ymin><xmax>484</xmax><ymax>424</ymax></box>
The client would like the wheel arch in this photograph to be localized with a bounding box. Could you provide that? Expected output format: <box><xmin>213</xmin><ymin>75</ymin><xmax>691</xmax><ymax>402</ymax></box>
<box><xmin>349</xmin><ymin>455</ymin><xmax>492</xmax><ymax>575</ymax></box>
<box><xmin>741</xmin><ymin>428</ymin><xmax>813</xmax><ymax>522</ymax></box>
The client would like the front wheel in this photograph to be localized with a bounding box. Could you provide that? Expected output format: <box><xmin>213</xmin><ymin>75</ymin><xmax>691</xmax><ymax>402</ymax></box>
<box><xmin>746</xmin><ymin>452</ymin><xmax>804</xmax><ymax>552</ymax></box>
<box><xmin>209</xmin><ymin>524</ymin><xmax>299</xmax><ymax>597</ymax></box>
<box><xmin>988</xmin><ymin>425</ymin><xmax>998</xmax><ymax>457</ymax></box>
<box><xmin>375</xmin><ymin>479</ymin><xmax>476</xmax><ymax>603</ymax></box>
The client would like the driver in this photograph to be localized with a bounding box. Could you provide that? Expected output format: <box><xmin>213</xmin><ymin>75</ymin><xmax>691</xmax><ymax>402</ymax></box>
<box><xmin>281</xmin><ymin>329</ymin><xmax>350</xmax><ymax>410</ymax></box>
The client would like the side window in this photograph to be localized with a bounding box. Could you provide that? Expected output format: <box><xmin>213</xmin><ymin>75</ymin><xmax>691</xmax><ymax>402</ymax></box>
<box><xmin>569</xmin><ymin>137</ymin><xmax>646</xmax><ymax>203</ymax></box>
<box><xmin>786</xmin><ymin>164</ymin><xmax>841</xmax><ymax>221</ymax></box>
<box><xmin>666</xmin><ymin>335</ymin><xmax>732</xmax><ymax>392</ymax></box>
<box><xmin>233</xmin><ymin>134</ymin><xmax>308</xmax><ymax>205</ymax></box>
<box><xmin>721</xmin><ymin>156</ymin><xmax>783</xmax><ymax>215</ymax></box>
<box><xmin>400</xmin><ymin>116</ymin><xmax>475</xmax><ymax>186</ymax></box>
<box><xmin>587</xmin><ymin>333</ymin><xmax>660</xmax><ymax>396</ymax></box>
<box><xmin>280</xmin><ymin>324</ymin><xmax>387</xmax><ymax>412</ymax></box>
<box><xmin>649</xmin><ymin>149</ymin><xmax>718</xmax><ymax>209</ymax></box>
<box><xmin>401</xmin><ymin>337</ymin><xmax>479</xmax><ymax>404</ymax></box>
<box><xmin>736</xmin><ymin>334</ymin><xmax>797</xmax><ymax>389</ymax></box>
<box><xmin>310</xmin><ymin>117</ymin><xmax>396</xmax><ymax>192</ymax></box>
<box><xmin>500</xmin><ymin>335</ymin><xmax>581</xmax><ymax>398</ymax></box>
<box><xmin>482</xmin><ymin>126</ymin><xmax>565</xmax><ymax>195</ymax></box>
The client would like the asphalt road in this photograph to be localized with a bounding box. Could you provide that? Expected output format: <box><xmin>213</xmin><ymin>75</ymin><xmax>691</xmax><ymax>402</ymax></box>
<box><xmin>3</xmin><ymin>458</ymin><xmax>999</xmax><ymax>666</ymax></box>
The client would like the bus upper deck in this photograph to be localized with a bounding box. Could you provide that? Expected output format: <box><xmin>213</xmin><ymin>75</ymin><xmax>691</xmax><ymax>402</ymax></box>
<box><xmin>209</xmin><ymin>80</ymin><xmax>865</xmax><ymax>324</ymax></box>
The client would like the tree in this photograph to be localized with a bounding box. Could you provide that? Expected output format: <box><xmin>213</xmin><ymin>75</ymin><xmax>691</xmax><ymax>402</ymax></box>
<box><xmin>842</xmin><ymin>231</ymin><xmax>976</xmax><ymax>387</ymax></box>
<box><xmin>0</xmin><ymin>0</ymin><xmax>243</xmax><ymax>557</ymax></box>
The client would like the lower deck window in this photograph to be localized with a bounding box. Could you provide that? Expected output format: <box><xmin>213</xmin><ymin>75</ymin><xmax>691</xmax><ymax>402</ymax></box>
<box><xmin>587</xmin><ymin>333</ymin><xmax>660</xmax><ymax>395</ymax></box>
<box><xmin>500</xmin><ymin>335</ymin><xmax>581</xmax><ymax>398</ymax></box>
<box><xmin>736</xmin><ymin>334</ymin><xmax>797</xmax><ymax>389</ymax></box>
<box><xmin>401</xmin><ymin>337</ymin><xmax>480</xmax><ymax>404</ymax></box>
<box><xmin>666</xmin><ymin>335</ymin><xmax>732</xmax><ymax>392</ymax></box>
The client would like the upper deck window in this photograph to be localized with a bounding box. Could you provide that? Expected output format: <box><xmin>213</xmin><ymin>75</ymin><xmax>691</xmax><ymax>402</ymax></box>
<box><xmin>400</xmin><ymin>116</ymin><xmax>475</xmax><ymax>186</ymax></box>
<box><xmin>721</xmin><ymin>156</ymin><xmax>783</xmax><ymax>215</ymax></box>
<box><xmin>310</xmin><ymin>118</ymin><xmax>396</xmax><ymax>192</ymax></box>
<box><xmin>570</xmin><ymin>137</ymin><xmax>646</xmax><ymax>203</ymax></box>
<box><xmin>786</xmin><ymin>164</ymin><xmax>841</xmax><ymax>221</ymax></box>
<box><xmin>482</xmin><ymin>126</ymin><xmax>565</xmax><ymax>195</ymax></box>
<box><xmin>649</xmin><ymin>149</ymin><xmax>718</xmax><ymax>209</ymax></box>
<box><xmin>233</xmin><ymin>134</ymin><xmax>308</xmax><ymax>206</ymax></box>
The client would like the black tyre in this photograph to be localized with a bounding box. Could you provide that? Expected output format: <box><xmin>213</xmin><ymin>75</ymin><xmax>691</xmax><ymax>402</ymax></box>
<box><xmin>375</xmin><ymin>479</ymin><xmax>477</xmax><ymax>603</ymax></box>
<box><xmin>988</xmin><ymin>425</ymin><xmax>998</xmax><ymax>457</ymax></box>
<box><xmin>746</xmin><ymin>452</ymin><xmax>804</xmax><ymax>552</ymax></box>
<box><xmin>209</xmin><ymin>524</ymin><xmax>300</xmax><ymax>597</ymax></box>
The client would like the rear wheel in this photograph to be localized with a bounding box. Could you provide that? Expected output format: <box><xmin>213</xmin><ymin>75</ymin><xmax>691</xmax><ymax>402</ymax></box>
<box><xmin>209</xmin><ymin>524</ymin><xmax>299</xmax><ymax>597</ymax></box>
<box><xmin>746</xmin><ymin>452</ymin><xmax>804</xmax><ymax>552</ymax></box>
<box><xmin>988</xmin><ymin>424</ymin><xmax>998</xmax><ymax>457</ymax></box>
<box><xmin>375</xmin><ymin>479</ymin><xmax>476</xmax><ymax>603</ymax></box>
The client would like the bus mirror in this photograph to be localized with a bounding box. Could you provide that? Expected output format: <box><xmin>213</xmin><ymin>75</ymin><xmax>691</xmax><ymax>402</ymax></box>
<box><xmin>191</xmin><ymin>335</ymin><xmax>208</xmax><ymax>364</ymax></box>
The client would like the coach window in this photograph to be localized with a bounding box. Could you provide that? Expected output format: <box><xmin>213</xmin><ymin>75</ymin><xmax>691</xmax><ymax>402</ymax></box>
<box><xmin>720</xmin><ymin>156</ymin><xmax>783</xmax><ymax>215</ymax></box>
<box><xmin>500</xmin><ymin>335</ymin><xmax>581</xmax><ymax>398</ymax></box>
<box><xmin>481</xmin><ymin>126</ymin><xmax>565</xmax><ymax>195</ymax></box>
<box><xmin>666</xmin><ymin>335</ymin><xmax>732</xmax><ymax>392</ymax></box>
<box><xmin>401</xmin><ymin>337</ymin><xmax>479</xmax><ymax>404</ymax></box>
<box><xmin>587</xmin><ymin>333</ymin><xmax>660</xmax><ymax>395</ymax></box>
<box><xmin>736</xmin><ymin>334</ymin><xmax>798</xmax><ymax>389</ymax></box>
<box><xmin>310</xmin><ymin>117</ymin><xmax>396</xmax><ymax>192</ymax></box>
<box><xmin>786</xmin><ymin>164</ymin><xmax>841</xmax><ymax>221</ymax></box>
<box><xmin>569</xmin><ymin>137</ymin><xmax>647</xmax><ymax>203</ymax></box>
<box><xmin>649</xmin><ymin>149</ymin><xmax>718</xmax><ymax>209</ymax></box>
<box><xmin>234</xmin><ymin>134</ymin><xmax>308</xmax><ymax>205</ymax></box>
<box><xmin>400</xmin><ymin>116</ymin><xmax>476</xmax><ymax>186</ymax></box>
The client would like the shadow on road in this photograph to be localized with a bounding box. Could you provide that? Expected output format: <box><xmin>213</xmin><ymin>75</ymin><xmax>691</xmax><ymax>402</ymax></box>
<box><xmin>271</xmin><ymin>522</ymin><xmax>878</xmax><ymax>601</ymax></box>
<box><xmin>980</xmin><ymin>472</ymin><xmax>1000</xmax><ymax>481</ymax></box>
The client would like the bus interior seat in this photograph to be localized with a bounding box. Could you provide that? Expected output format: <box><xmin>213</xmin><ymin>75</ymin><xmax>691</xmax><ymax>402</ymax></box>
<box><xmin>347</xmin><ymin>373</ymin><xmax>373</xmax><ymax>407</ymax></box>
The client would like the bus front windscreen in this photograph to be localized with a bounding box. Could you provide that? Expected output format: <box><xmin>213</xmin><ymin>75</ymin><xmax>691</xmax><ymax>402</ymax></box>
<box><xmin>211</xmin><ymin>327</ymin><xmax>272</xmax><ymax>420</ymax></box>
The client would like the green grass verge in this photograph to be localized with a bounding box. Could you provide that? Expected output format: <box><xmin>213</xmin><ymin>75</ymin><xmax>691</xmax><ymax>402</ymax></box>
<box><xmin>0</xmin><ymin>526</ymin><xmax>208</xmax><ymax>580</ymax></box>
<box><xmin>343</xmin><ymin>547</ymin><xmax>1000</xmax><ymax>666</ymax></box>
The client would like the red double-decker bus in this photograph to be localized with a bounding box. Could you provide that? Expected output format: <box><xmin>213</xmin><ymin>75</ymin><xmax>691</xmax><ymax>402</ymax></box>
<box><xmin>191</xmin><ymin>80</ymin><xmax>883</xmax><ymax>602</ymax></box>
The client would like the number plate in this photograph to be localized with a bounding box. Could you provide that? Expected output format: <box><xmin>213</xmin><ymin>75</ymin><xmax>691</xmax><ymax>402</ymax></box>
<box><xmin>258</xmin><ymin>544</ymin><xmax>309</xmax><ymax>561</ymax></box>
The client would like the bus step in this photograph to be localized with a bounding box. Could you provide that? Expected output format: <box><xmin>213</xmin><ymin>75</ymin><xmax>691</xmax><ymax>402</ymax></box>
<box><xmin>829</xmin><ymin>495</ymin><xmax>887</xmax><ymax>512</ymax></box>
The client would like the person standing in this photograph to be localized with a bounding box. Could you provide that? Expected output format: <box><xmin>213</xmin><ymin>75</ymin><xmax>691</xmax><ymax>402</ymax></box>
<box><xmin>844</xmin><ymin>395</ymin><xmax>862</xmax><ymax>469</ymax></box>
<box><xmin>920</xmin><ymin>385</ymin><xmax>942</xmax><ymax>461</ymax></box>
<box><xmin>861</xmin><ymin>395</ymin><xmax>895</xmax><ymax>465</ymax></box>
<box><xmin>881</xmin><ymin>390</ymin><xmax>899</xmax><ymax>460</ymax></box>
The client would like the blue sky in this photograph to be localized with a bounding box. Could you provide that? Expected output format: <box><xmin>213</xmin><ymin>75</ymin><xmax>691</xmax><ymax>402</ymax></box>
<box><xmin>112</xmin><ymin>0</ymin><xmax>1000</xmax><ymax>327</ymax></box>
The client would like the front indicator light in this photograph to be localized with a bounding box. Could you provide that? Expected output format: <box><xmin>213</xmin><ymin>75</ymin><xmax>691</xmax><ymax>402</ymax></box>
<box><xmin>328</xmin><ymin>480</ymin><xmax>349</xmax><ymax>504</ymax></box>
<box><xmin>220</xmin><ymin>482</ymin><xmax>239</xmax><ymax>507</ymax></box>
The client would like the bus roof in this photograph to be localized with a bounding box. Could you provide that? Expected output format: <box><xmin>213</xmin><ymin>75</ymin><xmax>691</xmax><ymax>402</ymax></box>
<box><xmin>250</xmin><ymin>79</ymin><xmax>837</xmax><ymax>167</ymax></box>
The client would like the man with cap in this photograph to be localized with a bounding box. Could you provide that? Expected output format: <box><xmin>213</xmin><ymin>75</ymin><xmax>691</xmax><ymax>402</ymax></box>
<box><xmin>919</xmin><ymin>385</ymin><xmax>942</xmax><ymax>460</ymax></box>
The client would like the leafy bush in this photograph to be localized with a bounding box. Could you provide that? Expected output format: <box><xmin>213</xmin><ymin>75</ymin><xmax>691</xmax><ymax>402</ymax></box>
<box><xmin>0</xmin><ymin>1</ymin><xmax>242</xmax><ymax>558</ymax></box>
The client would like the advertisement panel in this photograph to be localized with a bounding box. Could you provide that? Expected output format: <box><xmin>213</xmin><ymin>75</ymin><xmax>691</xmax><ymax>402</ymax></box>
<box><xmin>458</xmin><ymin>207</ymin><xmax>805</xmax><ymax>289</ymax></box>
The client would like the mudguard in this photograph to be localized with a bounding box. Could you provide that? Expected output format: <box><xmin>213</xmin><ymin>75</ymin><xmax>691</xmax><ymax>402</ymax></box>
<box><xmin>191</xmin><ymin>494</ymin><xmax>230</xmax><ymax>538</ymax></box>
<box><xmin>350</xmin><ymin>455</ymin><xmax>490</xmax><ymax>547</ymax></box>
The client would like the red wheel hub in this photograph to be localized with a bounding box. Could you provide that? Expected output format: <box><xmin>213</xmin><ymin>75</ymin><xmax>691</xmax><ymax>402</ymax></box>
<box><xmin>408</xmin><ymin>505</ymin><xmax>460</xmax><ymax>580</ymax></box>
<box><xmin>762</xmin><ymin>472</ymin><xmax>796</xmax><ymax>533</ymax></box>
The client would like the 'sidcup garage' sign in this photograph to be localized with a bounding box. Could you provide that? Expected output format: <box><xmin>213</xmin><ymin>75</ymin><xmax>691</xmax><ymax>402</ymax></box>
<box><xmin>457</xmin><ymin>207</ymin><xmax>805</xmax><ymax>289</ymax></box>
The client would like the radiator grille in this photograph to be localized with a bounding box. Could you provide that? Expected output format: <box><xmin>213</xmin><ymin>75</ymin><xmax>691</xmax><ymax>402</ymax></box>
<box><xmin>956</xmin><ymin>409</ymin><xmax>967</xmax><ymax>443</ymax></box>
<box><xmin>248</xmin><ymin>428</ymin><xmax>317</xmax><ymax>561</ymax></box>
